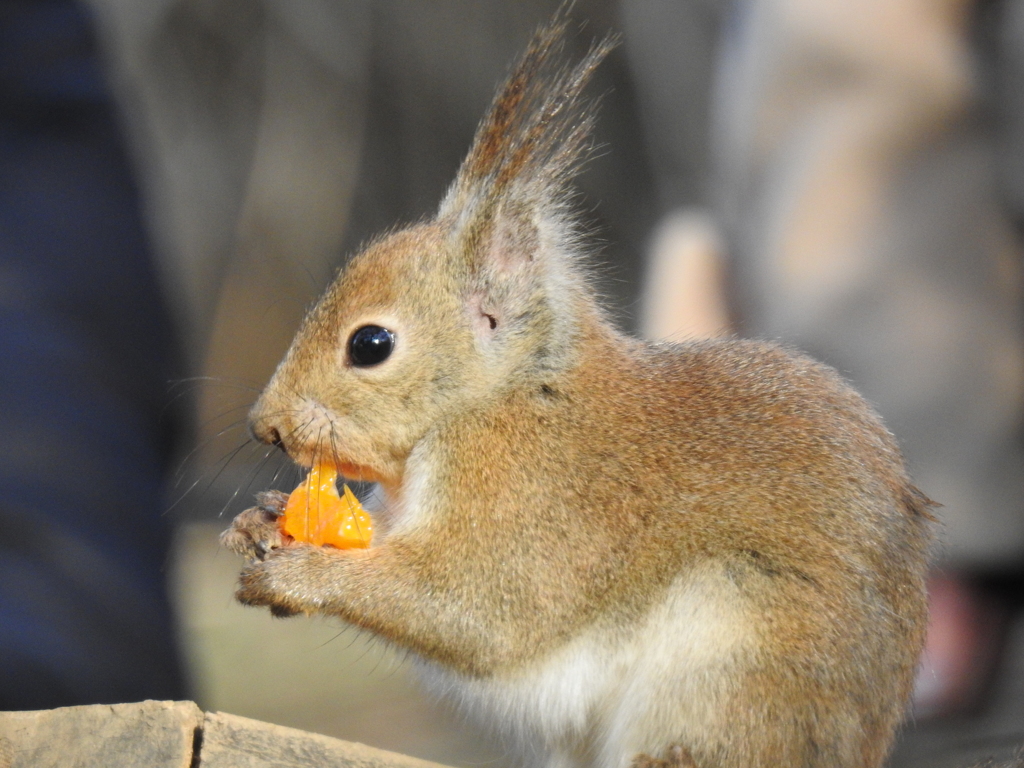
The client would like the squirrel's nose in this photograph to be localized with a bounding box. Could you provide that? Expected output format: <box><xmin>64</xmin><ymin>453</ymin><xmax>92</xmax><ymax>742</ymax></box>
<box><xmin>248</xmin><ymin>392</ymin><xmax>289</xmax><ymax>451</ymax></box>
<box><xmin>252</xmin><ymin>423</ymin><xmax>285</xmax><ymax>451</ymax></box>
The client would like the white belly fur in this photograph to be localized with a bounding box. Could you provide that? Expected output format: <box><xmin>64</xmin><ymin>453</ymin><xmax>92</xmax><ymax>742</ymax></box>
<box><xmin>417</xmin><ymin>561</ymin><xmax>756</xmax><ymax>768</ymax></box>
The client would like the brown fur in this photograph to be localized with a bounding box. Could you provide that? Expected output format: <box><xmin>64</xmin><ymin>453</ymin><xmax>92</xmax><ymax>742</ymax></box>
<box><xmin>221</xmin><ymin>14</ymin><xmax>933</xmax><ymax>768</ymax></box>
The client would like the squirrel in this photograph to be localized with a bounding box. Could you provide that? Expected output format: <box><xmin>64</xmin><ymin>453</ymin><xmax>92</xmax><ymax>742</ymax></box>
<box><xmin>220</xmin><ymin>11</ymin><xmax>934</xmax><ymax>768</ymax></box>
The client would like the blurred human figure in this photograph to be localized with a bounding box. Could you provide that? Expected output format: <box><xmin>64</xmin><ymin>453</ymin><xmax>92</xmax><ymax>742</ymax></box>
<box><xmin>713</xmin><ymin>0</ymin><xmax>1024</xmax><ymax>572</ymax></box>
<box><xmin>626</xmin><ymin>0</ymin><xmax>1024</xmax><ymax>747</ymax></box>
<box><xmin>0</xmin><ymin>0</ymin><xmax>186</xmax><ymax>707</ymax></box>
<box><xmin>712</xmin><ymin>0</ymin><xmax>1024</xmax><ymax>724</ymax></box>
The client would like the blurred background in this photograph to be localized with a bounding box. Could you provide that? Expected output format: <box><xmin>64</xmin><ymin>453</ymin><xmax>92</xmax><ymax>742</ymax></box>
<box><xmin>2</xmin><ymin>0</ymin><xmax>1024</xmax><ymax>765</ymax></box>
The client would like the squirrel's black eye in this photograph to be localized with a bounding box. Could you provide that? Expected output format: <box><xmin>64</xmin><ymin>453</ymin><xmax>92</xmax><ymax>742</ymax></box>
<box><xmin>348</xmin><ymin>325</ymin><xmax>395</xmax><ymax>367</ymax></box>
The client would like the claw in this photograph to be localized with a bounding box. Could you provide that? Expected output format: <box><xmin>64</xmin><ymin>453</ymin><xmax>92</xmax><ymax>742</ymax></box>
<box><xmin>255</xmin><ymin>489</ymin><xmax>288</xmax><ymax>516</ymax></box>
<box><xmin>220</xmin><ymin>494</ymin><xmax>292</xmax><ymax>560</ymax></box>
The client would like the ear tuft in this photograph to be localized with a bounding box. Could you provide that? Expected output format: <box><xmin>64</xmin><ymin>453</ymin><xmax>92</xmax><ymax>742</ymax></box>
<box><xmin>438</xmin><ymin>9</ymin><xmax>617</xmax><ymax>228</ymax></box>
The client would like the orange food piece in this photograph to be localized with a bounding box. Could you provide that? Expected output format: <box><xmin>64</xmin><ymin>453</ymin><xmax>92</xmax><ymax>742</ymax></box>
<box><xmin>280</xmin><ymin>464</ymin><xmax>373</xmax><ymax>548</ymax></box>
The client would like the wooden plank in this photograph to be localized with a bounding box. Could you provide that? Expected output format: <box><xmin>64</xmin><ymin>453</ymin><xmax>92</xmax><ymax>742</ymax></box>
<box><xmin>0</xmin><ymin>700</ymin><xmax>202</xmax><ymax>768</ymax></box>
<box><xmin>199</xmin><ymin>710</ymin><xmax>454</xmax><ymax>768</ymax></box>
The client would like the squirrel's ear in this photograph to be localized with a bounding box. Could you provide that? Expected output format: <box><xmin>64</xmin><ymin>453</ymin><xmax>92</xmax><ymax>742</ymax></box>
<box><xmin>480</xmin><ymin>201</ymin><xmax>541</xmax><ymax>276</ymax></box>
<box><xmin>437</xmin><ymin>11</ymin><xmax>615</xmax><ymax>277</ymax></box>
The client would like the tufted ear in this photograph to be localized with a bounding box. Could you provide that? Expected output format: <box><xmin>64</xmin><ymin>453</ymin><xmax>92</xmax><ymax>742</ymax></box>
<box><xmin>461</xmin><ymin>199</ymin><xmax>547</xmax><ymax>344</ymax></box>
<box><xmin>437</xmin><ymin>10</ymin><xmax>615</xmax><ymax>279</ymax></box>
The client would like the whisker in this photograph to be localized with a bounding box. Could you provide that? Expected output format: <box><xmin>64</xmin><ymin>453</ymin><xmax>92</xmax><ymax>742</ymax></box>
<box><xmin>218</xmin><ymin>444</ymin><xmax>280</xmax><ymax>518</ymax></box>
<box><xmin>160</xmin><ymin>379</ymin><xmax>246</xmax><ymax>417</ymax></box>
<box><xmin>329</xmin><ymin>427</ymin><xmax>371</xmax><ymax>542</ymax></box>
<box><xmin>317</xmin><ymin>623</ymin><xmax>356</xmax><ymax>651</ymax></box>
<box><xmin>171</xmin><ymin>416</ymin><xmax>254</xmax><ymax>485</ymax></box>
<box><xmin>268</xmin><ymin>454</ymin><xmax>297</xmax><ymax>490</ymax></box>
<box><xmin>165</xmin><ymin>437</ymin><xmax>255</xmax><ymax>516</ymax></box>
<box><xmin>167</xmin><ymin>374</ymin><xmax>266</xmax><ymax>394</ymax></box>
<box><xmin>161</xmin><ymin>375</ymin><xmax>266</xmax><ymax>422</ymax></box>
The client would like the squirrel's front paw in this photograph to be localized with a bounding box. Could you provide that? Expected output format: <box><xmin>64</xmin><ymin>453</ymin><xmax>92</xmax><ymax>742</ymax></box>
<box><xmin>234</xmin><ymin>545</ymin><xmax>330</xmax><ymax>618</ymax></box>
<box><xmin>631</xmin><ymin>745</ymin><xmax>697</xmax><ymax>768</ymax></box>
<box><xmin>220</xmin><ymin>490</ymin><xmax>291</xmax><ymax>561</ymax></box>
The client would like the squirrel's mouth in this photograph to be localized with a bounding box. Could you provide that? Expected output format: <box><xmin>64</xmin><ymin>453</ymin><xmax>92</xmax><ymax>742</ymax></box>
<box><xmin>284</xmin><ymin>441</ymin><xmax>381</xmax><ymax>484</ymax></box>
<box><xmin>294</xmin><ymin>451</ymin><xmax>382</xmax><ymax>485</ymax></box>
<box><xmin>333</xmin><ymin>461</ymin><xmax>383</xmax><ymax>484</ymax></box>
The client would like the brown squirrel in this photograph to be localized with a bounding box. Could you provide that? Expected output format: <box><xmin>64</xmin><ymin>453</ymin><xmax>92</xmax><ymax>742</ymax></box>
<box><xmin>221</xmin><ymin>12</ymin><xmax>934</xmax><ymax>768</ymax></box>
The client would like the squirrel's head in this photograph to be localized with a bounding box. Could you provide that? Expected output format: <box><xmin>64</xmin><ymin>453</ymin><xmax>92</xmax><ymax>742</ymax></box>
<box><xmin>249</xmin><ymin>14</ymin><xmax>615</xmax><ymax>485</ymax></box>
